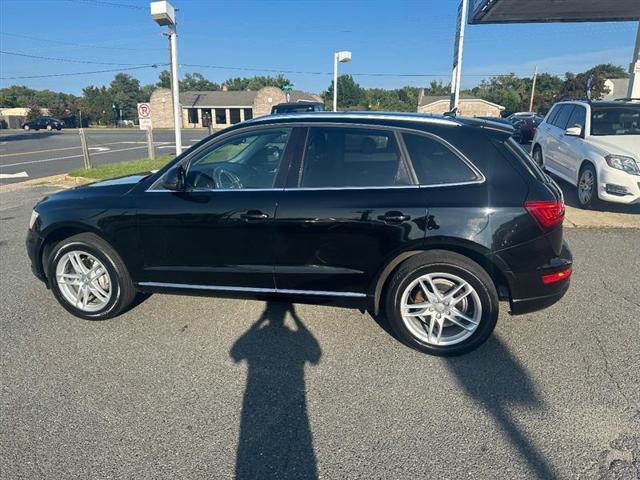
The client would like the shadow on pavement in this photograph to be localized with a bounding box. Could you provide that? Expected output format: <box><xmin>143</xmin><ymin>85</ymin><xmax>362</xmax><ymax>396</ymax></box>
<box><xmin>0</xmin><ymin>131</ymin><xmax>60</xmax><ymax>142</ymax></box>
<box><xmin>551</xmin><ymin>174</ymin><xmax>640</xmax><ymax>214</ymax></box>
<box><xmin>446</xmin><ymin>335</ymin><xmax>557</xmax><ymax>479</ymax></box>
<box><xmin>230</xmin><ymin>302</ymin><xmax>321</xmax><ymax>480</ymax></box>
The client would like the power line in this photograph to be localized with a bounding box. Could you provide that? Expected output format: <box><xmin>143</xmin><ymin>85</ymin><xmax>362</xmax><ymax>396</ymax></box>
<box><xmin>0</xmin><ymin>49</ymin><xmax>161</xmax><ymax>66</ymax></box>
<box><xmin>0</xmin><ymin>31</ymin><xmax>159</xmax><ymax>52</ymax></box>
<box><xmin>0</xmin><ymin>64</ymin><xmax>163</xmax><ymax>80</ymax></box>
<box><xmin>61</xmin><ymin>0</ymin><xmax>146</xmax><ymax>10</ymax></box>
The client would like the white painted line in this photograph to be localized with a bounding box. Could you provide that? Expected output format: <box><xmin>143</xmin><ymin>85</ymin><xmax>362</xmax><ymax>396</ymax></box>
<box><xmin>88</xmin><ymin>147</ymin><xmax>111</xmax><ymax>152</ymax></box>
<box><xmin>0</xmin><ymin>171</ymin><xmax>29</xmax><ymax>179</ymax></box>
<box><xmin>1</xmin><ymin>145</ymin><xmax>149</xmax><ymax>168</ymax></box>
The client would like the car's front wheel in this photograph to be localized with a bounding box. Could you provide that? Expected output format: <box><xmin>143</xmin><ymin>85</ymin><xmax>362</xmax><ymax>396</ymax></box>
<box><xmin>46</xmin><ymin>124</ymin><xmax>53</xmax><ymax>131</ymax></box>
<box><xmin>23</xmin><ymin>125</ymin><xmax>30</xmax><ymax>131</ymax></box>
<box><xmin>47</xmin><ymin>233</ymin><xmax>137</xmax><ymax>320</ymax></box>
<box><xmin>577</xmin><ymin>163</ymin><xmax>599</xmax><ymax>209</ymax></box>
<box><xmin>384</xmin><ymin>251</ymin><xmax>498</xmax><ymax>356</ymax></box>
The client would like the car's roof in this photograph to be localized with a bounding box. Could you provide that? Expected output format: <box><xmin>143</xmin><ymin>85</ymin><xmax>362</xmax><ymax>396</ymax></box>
<box><xmin>273</xmin><ymin>101</ymin><xmax>323</xmax><ymax>107</ymax></box>
<box><xmin>555</xmin><ymin>99</ymin><xmax>638</xmax><ymax>108</ymax></box>
<box><xmin>242</xmin><ymin>111</ymin><xmax>514</xmax><ymax>134</ymax></box>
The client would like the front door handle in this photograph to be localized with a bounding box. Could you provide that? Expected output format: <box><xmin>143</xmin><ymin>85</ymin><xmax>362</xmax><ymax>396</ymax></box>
<box><xmin>241</xmin><ymin>210</ymin><xmax>269</xmax><ymax>221</ymax></box>
<box><xmin>378</xmin><ymin>211</ymin><xmax>411</xmax><ymax>223</ymax></box>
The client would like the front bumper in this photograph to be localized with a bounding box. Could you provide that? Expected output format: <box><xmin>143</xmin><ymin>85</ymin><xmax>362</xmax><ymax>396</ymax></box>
<box><xmin>597</xmin><ymin>165</ymin><xmax>640</xmax><ymax>205</ymax></box>
<box><xmin>26</xmin><ymin>227</ymin><xmax>47</xmax><ymax>284</ymax></box>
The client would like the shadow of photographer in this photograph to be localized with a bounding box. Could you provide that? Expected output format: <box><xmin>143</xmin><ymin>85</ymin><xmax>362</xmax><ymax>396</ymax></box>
<box><xmin>446</xmin><ymin>335</ymin><xmax>557</xmax><ymax>479</ymax></box>
<box><xmin>230</xmin><ymin>302</ymin><xmax>321</xmax><ymax>480</ymax></box>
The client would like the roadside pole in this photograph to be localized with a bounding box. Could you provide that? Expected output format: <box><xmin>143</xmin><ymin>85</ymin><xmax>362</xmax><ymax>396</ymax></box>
<box><xmin>628</xmin><ymin>21</ymin><xmax>639</xmax><ymax>98</ymax></box>
<box><xmin>168</xmin><ymin>25</ymin><xmax>182</xmax><ymax>155</ymax></box>
<box><xmin>529</xmin><ymin>65</ymin><xmax>538</xmax><ymax>112</ymax></box>
<box><xmin>79</xmin><ymin>128</ymin><xmax>92</xmax><ymax>169</ymax></box>
<box><xmin>449</xmin><ymin>0</ymin><xmax>468</xmax><ymax>113</ymax></box>
<box><xmin>146</xmin><ymin>128</ymin><xmax>156</xmax><ymax>160</ymax></box>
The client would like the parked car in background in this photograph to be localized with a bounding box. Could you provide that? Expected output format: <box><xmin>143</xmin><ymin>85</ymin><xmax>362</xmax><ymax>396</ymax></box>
<box><xmin>507</xmin><ymin>111</ymin><xmax>537</xmax><ymax>121</ymax></box>
<box><xmin>271</xmin><ymin>101</ymin><xmax>325</xmax><ymax>114</ymax></box>
<box><xmin>511</xmin><ymin>115</ymin><xmax>544</xmax><ymax>143</ymax></box>
<box><xmin>27</xmin><ymin>112</ymin><xmax>571</xmax><ymax>356</ymax></box>
<box><xmin>21</xmin><ymin>117</ymin><xmax>64</xmax><ymax>131</ymax></box>
<box><xmin>532</xmin><ymin>100</ymin><xmax>640</xmax><ymax>208</ymax></box>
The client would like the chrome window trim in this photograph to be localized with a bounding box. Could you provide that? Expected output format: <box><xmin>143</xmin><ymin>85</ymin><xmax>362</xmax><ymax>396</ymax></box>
<box><xmin>242</xmin><ymin>112</ymin><xmax>462</xmax><ymax>127</ymax></box>
<box><xmin>137</xmin><ymin>281</ymin><xmax>366</xmax><ymax>298</ymax></box>
<box><xmin>146</xmin><ymin>121</ymin><xmax>485</xmax><ymax>194</ymax></box>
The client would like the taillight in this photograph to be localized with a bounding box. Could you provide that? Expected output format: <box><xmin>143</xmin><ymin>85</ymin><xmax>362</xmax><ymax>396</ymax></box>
<box><xmin>542</xmin><ymin>267</ymin><xmax>572</xmax><ymax>284</ymax></box>
<box><xmin>525</xmin><ymin>199</ymin><xmax>565</xmax><ymax>230</ymax></box>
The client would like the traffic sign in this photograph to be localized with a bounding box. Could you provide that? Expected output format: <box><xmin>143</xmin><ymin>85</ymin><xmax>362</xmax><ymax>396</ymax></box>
<box><xmin>137</xmin><ymin>102</ymin><xmax>152</xmax><ymax>130</ymax></box>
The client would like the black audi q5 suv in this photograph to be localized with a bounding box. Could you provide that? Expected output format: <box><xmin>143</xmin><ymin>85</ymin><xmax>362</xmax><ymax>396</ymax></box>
<box><xmin>27</xmin><ymin>112</ymin><xmax>572</xmax><ymax>356</ymax></box>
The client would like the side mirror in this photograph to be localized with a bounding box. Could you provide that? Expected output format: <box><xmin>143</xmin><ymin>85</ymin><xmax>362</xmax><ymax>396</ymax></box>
<box><xmin>565</xmin><ymin>125</ymin><xmax>582</xmax><ymax>137</ymax></box>
<box><xmin>161</xmin><ymin>165</ymin><xmax>186</xmax><ymax>191</ymax></box>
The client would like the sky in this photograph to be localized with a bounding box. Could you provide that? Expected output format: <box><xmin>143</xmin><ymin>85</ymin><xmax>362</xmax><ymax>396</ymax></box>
<box><xmin>0</xmin><ymin>0</ymin><xmax>638</xmax><ymax>95</ymax></box>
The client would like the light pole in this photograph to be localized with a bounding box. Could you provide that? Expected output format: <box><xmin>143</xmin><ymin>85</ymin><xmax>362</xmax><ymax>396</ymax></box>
<box><xmin>449</xmin><ymin>0</ymin><xmax>468</xmax><ymax>114</ymax></box>
<box><xmin>151</xmin><ymin>1</ymin><xmax>182</xmax><ymax>155</ymax></box>
<box><xmin>333</xmin><ymin>51</ymin><xmax>352</xmax><ymax>112</ymax></box>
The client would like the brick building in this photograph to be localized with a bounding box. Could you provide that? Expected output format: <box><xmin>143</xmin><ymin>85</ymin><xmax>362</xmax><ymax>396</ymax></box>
<box><xmin>149</xmin><ymin>86</ymin><xmax>322</xmax><ymax>129</ymax></box>
<box><xmin>417</xmin><ymin>91</ymin><xmax>504</xmax><ymax>117</ymax></box>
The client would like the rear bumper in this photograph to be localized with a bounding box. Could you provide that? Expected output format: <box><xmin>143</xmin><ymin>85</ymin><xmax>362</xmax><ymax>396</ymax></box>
<box><xmin>495</xmin><ymin>238</ymin><xmax>573</xmax><ymax>315</ymax></box>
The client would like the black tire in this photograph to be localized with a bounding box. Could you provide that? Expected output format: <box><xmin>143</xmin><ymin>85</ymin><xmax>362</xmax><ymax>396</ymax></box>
<box><xmin>384</xmin><ymin>250</ymin><xmax>499</xmax><ymax>356</ymax></box>
<box><xmin>577</xmin><ymin>163</ymin><xmax>599</xmax><ymax>210</ymax></box>
<box><xmin>46</xmin><ymin>233</ymin><xmax>137</xmax><ymax>320</ymax></box>
<box><xmin>532</xmin><ymin>145</ymin><xmax>544</xmax><ymax>168</ymax></box>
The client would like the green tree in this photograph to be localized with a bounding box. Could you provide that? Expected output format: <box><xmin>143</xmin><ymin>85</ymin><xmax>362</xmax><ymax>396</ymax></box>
<box><xmin>81</xmin><ymin>85</ymin><xmax>112</xmax><ymax>125</ymax></box>
<box><xmin>26</xmin><ymin>105</ymin><xmax>42</xmax><ymax>121</ymax></box>
<box><xmin>424</xmin><ymin>80</ymin><xmax>450</xmax><ymax>96</ymax></box>
<box><xmin>472</xmin><ymin>74</ymin><xmax>530</xmax><ymax>116</ymax></box>
<box><xmin>223</xmin><ymin>74</ymin><xmax>290</xmax><ymax>91</ymax></box>
<box><xmin>109</xmin><ymin>73</ymin><xmax>142</xmax><ymax>121</ymax></box>
<box><xmin>156</xmin><ymin>70</ymin><xmax>171</xmax><ymax>88</ymax></box>
<box><xmin>324</xmin><ymin>75</ymin><xmax>366</xmax><ymax>109</ymax></box>
<box><xmin>181</xmin><ymin>72</ymin><xmax>220</xmax><ymax>91</ymax></box>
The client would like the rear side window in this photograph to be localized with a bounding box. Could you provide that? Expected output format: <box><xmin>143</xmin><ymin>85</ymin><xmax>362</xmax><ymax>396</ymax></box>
<box><xmin>299</xmin><ymin>127</ymin><xmax>410</xmax><ymax>188</ymax></box>
<box><xmin>402</xmin><ymin>133</ymin><xmax>481</xmax><ymax>185</ymax></box>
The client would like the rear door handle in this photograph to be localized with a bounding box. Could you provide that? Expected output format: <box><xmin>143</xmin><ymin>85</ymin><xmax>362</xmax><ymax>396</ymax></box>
<box><xmin>378</xmin><ymin>212</ymin><xmax>411</xmax><ymax>223</ymax></box>
<box><xmin>241</xmin><ymin>210</ymin><xmax>269</xmax><ymax>221</ymax></box>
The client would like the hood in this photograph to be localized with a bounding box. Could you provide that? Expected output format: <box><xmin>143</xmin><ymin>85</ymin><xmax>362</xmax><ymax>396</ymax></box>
<box><xmin>86</xmin><ymin>174</ymin><xmax>149</xmax><ymax>188</ymax></box>
<box><xmin>40</xmin><ymin>174</ymin><xmax>148</xmax><ymax>204</ymax></box>
<box><xmin>587</xmin><ymin>135</ymin><xmax>640</xmax><ymax>159</ymax></box>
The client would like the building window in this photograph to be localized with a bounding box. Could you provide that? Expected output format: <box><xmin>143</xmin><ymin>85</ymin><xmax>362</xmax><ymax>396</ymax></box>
<box><xmin>243</xmin><ymin>108</ymin><xmax>253</xmax><ymax>120</ymax></box>
<box><xmin>229</xmin><ymin>108</ymin><xmax>241</xmax><ymax>124</ymax></box>
<box><xmin>201</xmin><ymin>108</ymin><xmax>212</xmax><ymax>126</ymax></box>
<box><xmin>187</xmin><ymin>108</ymin><xmax>199</xmax><ymax>124</ymax></box>
<box><xmin>215</xmin><ymin>108</ymin><xmax>227</xmax><ymax>124</ymax></box>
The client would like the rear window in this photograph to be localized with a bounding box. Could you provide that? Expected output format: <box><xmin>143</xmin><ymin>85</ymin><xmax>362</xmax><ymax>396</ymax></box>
<box><xmin>402</xmin><ymin>133</ymin><xmax>481</xmax><ymax>185</ymax></box>
<box><xmin>505</xmin><ymin>138</ymin><xmax>547</xmax><ymax>182</ymax></box>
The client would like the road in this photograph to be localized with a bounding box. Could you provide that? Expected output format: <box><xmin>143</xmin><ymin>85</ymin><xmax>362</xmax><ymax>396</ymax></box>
<box><xmin>0</xmin><ymin>129</ymin><xmax>209</xmax><ymax>185</ymax></box>
<box><xmin>1</xmin><ymin>185</ymin><xmax>639</xmax><ymax>479</ymax></box>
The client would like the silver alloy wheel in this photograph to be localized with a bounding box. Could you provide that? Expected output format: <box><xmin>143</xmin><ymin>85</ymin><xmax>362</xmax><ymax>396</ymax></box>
<box><xmin>55</xmin><ymin>250</ymin><xmax>112</xmax><ymax>312</ymax></box>
<box><xmin>400</xmin><ymin>272</ymin><xmax>482</xmax><ymax>346</ymax></box>
<box><xmin>578</xmin><ymin>169</ymin><xmax>595</xmax><ymax>205</ymax></box>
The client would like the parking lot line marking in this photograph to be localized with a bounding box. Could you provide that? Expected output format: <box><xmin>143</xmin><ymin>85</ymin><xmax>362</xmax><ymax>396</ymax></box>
<box><xmin>0</xmin><ymin>171</ymin><xmax>28</xmax><ymax>179</ymax></box>
<box><xmin>1</xmin><ymin>145</ymin><xmax>149</xmax><ymax>168</ymax></box>
<box><xmin>0</xmin><ymin>141</ymin><xmax>157</xmax><ymax>158</ymax></box>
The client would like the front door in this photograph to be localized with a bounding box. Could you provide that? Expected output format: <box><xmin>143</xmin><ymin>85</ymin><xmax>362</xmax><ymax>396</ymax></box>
<box><xmin>273</xmin><ymin>126</ymin><xmax>427</xmax><ymax>296</ymax></box>
<box><xmin>137</xmin><ymin>126</ymin><xmax>297</xmax><ymax>290</ymax></box>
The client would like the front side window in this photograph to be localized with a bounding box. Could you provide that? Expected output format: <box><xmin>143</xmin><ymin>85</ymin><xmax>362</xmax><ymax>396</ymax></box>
<box><xmin>403</xmin><ymin>133</ymin><xmax>481</xmax><ymax>185</ymax></box>
<box><xmin>566</xmin><ymin>106</ymin><xmax>586</xmax><ymax>131</ymax></box>
<box><xmin>552</xmin><ymin>105</ymin><xmax>574</xmax><ymax>130</ymax></box>
<box><xmin>590</xmin><ymin>106</ymin><xmax>640</xmax><ymax>136</ymax></box>
<box><xmin>184</xmin><ymin>128</ymin><xmax>292</xmax><ymax>190</ymax></box>
<box><xmin>299</xmin><ymin>127</ymin><xmax>410</xmax><ymax>188</ymax></box>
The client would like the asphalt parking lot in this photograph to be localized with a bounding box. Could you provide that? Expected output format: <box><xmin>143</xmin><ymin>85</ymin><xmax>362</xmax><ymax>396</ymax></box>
<box><xmin>1</xmin><ymin>185</ymin><xmax>638</xmax><ymax>479</ymax></box>
<box><xmin>0</xmin><ymin>129</ymin><xmax>209</xmax><ymax>185</ymax></box>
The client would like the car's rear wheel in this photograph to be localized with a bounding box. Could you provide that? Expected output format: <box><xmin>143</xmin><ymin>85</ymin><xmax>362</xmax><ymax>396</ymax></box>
<box><xmin>46</xmin><ymin>124</ymin><xmax>53</xmax><ymax>131</ymax></box>
<box><xmin>532</xmin><ymin>146</ymin><xmax>544</xmax><ymax>168</ymax></box>
<box><xmin>577</xmin><ymin>163</ymin><xmax>599</xmax><ymax>209</ymax></box>
<box><xmin>47</xmin><ymin>233</ymin><xmax>137</xmax><ymax>320</ymax></box>
<box><xmin>23</xmin><ymin>125</ymin><xmax>30</xmax><ymax>131</ymax></box>
<box><xmin>384</xmin><ymin>251</ymin><xmax>498</xmax><ymax>356</ymax></box>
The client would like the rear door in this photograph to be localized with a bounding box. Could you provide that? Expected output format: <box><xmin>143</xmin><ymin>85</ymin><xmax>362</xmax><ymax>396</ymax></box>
<box><xmin>273</xmin><ymin>125</ymin><xmax>427</xmax><ymax>296</ymax></box>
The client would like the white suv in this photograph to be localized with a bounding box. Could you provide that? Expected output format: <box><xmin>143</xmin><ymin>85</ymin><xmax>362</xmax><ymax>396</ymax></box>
<box><xmin>531</xmin><ymin>100</ymin><xmax>640</xmax><ymax>208</ymax></box>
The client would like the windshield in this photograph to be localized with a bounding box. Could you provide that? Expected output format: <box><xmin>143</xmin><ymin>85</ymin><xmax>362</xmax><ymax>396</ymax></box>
<box><xmin>590</xmin><ymin>106</ymin><xmax>640</xmax><ymax>136</ymax></box>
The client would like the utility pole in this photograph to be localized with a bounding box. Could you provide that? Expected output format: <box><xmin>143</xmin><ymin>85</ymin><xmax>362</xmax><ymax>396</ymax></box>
<box><xmin>529</xmin><ymin>65</ymin><xmax>538</xmax><ymax>112</ymax></box>
<box><xmin>628</xmin><ymin>20</ymin><xmax>639</xmax><ymax>99</ymax></box>
<box><xmin>151</xmin><ymin>1</ymin><xmax>182</xmax><ymax>155</ymax></box>
<box><xmin>449</xmin><ymin>0</ymin><xmax>468</xmax><ymax>113</ymax></box>
<box><xmin>332</xmin><ymin>51</ymin><xmax>352</xmax><ymax>112</ymax></box>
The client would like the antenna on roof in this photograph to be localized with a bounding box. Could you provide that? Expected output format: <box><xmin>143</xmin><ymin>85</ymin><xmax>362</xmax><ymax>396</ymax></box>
<box><xmin>444</xmin><ymin>107</ymin><xmax>458</xmax><ymax>117</ymax></box>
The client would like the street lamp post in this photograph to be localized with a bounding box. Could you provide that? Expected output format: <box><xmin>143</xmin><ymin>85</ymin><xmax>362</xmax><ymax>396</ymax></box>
<box><xmin>333</xmin><ymin>51</ymin><xmax>352</xmax><ymax>112</ymax></box>
<box><xmin>151</xmin><ymin>1</ymin><xmax>182</xmax><ymax>155</ymax></box>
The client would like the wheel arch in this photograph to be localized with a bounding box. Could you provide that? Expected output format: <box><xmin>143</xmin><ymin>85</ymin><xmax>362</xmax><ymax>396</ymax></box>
<box><xmin>369</xmin><ymin>240</ymin><xmax>511</xmax><ymax>315</ymax></box>
<box><xmin>39</xmin><ymin>223</ymin><xmax>121</xmax><ymax>281</ymax></box>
